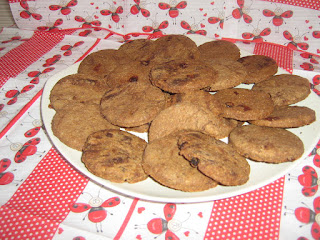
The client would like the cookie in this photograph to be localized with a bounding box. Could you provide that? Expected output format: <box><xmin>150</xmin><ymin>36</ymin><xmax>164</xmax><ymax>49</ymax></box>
<box><xmin>78</xmin><ymin>49</ymin><xmax>130</xmax><ymax>80</ymax></box>
<box><xmin>100</xmin><ymin>81</ymin><xmax>167</xmax><ymax>127</ymax></box>
<box><xmin>177</xmin><ymin>131</ymin><xmax>250</xmax><ymax>186</ymax></box>
<box><xmin>237</xmin><ymin>55</ymin><xmax>278</xmax><ymax>84</ymax></box>
<box><xmin>249</xmin><ymin>106</ymin><xmax>316</xmax><ymax>128</ymax></box>
<box><xmin>49</xmin><ymin>73</ymin><xmax>108</xmax><ymax>111</ymax></box>
<box><xmin>170</xmin><ymin>90</ymin><xmax>223</xmax><ymax>115</ymax></box>
<box><xmin>150</xmin><ymin>59</ymin><xmax>217</xmax><ymax>93</ymax></box>
<box><xmin>52</xmin><ymin>103</ymin><xmax>119</xmax><ymax>151</ymax></box>
<box><xmin>198</xmin><ymin>40</ymin><xmax>240</xmax><ymax>61</ymax></box>
<box><xmin>142</xmin><ymin>132</ymin><xmax>218</xmax><ymax>192</ymax></box>
<box><xmin>151</xmin><ymin>34</ymin><xmax>200</xmax><ymax>63</ymax></box>
<box><xmin>252</xmin><ymin>74</ymin><xmax>311</xmax><ymax>106</ymax></box>
<box><xmin>212</xmin><ymin>88</ymin><xmax>274</xmax><ymax>121</ymax></box>
<box><xmin>148</xmin><ymin>102</ymin><xmax>238</xmax><ymax>142</ymax></box>
<box><xmin>117</xmin><ymin>38</ymin><xmax>156</xmax><ymax>63</ymax></box>
<box><xmin>229</xmin><ymin>125</ymin><xmax>304</xmax><ymax>163</ymax></box>
<box><xmin>203</xmin><ymin>59</ymin><xmax>248</xmax><ymax>91</ymax></box>
<box><xmin>104</xmin><ymin>60</ymin><xmax>153</xmax><ymax>89</ymax></box>
<box><xmin>82</xmin><ymin>129</ymin><xmax>148</xmax><ymax>183</ymax></box>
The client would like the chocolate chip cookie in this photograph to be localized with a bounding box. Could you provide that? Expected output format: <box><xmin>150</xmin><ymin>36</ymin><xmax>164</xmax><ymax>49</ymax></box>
<box><xmin>150</xmin><ymin>59</ymin><xmax>217</xmax><ymax>93</ymax></box>
<box><xmin>249</xmin><ymin>106</ymin><xmax>316</xmax><ymax>128</ymax></box>
<box><xmin>229</xmin><ymin>125</ymin><xmax>304</xmax><ymax>163</ymax></box>
<box><xmin>177</xmin><ymin>131</ymin><xmax>250</xmax><ymax>186</ymax></box>
<box><xmin>49</xmin><ymin>73</ymin><xmax>108</xmax><ymax>111</ymax></box>
<box><xmin>148</xmin><ymin>102</ymin><xmax>238</xmax><ymax>142</ymax></box>
<box><xmin>238</xmin><ymin>55</ymin><xmax>278</xmax><ymax>84</ymax></box>
<box><xmin>198</xmin><ymin>40</ymin><xmax>240</xmax><ymax>61</ymax></box>
<box><xmin>203</xmin><ymin>59</ymin><xmax>248</xmax><ymax>91</ymax></box>
<box><xmin>212</xmin><ymin>88</ymin><xmax>275</xmax><ymax>121</ymax></box>
<box><xmin>100</xmin><ymin>81</ymin><xmax>167</xmax><ymax>127</ymax></box>
<box><xmin>78</xmin><ymin>49</ymin><xmax>130</xmax><ymax>80</ymax></box>
<box><xmin>142</xmin><ymin>132</ymin><xmax>218</xmax><ymax>192</ymax></box>
<box><xmin>252</xmin><ymin>74</ymin><xmax>311</xmax><ymax>106</ymax></box>
<box><xmin>82</xmin><ymin>129</ymin><xmax>148</xmax><ymax>183</ymax></box>
<box><xmin>52</xmin><ymin>103</ymin><xmax>119</xmax><ymax>151</ymax></box>
<box><xmin>151</xmin><ymin>34</ymin><xmax>200</xmax><ymax>64</ymax></box>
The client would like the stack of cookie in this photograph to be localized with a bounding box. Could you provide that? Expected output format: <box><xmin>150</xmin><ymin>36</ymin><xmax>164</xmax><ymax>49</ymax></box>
<box><xmin>49</xmin><ymin>34</ymin><xmax>316</xmax><ymax>192</ymax></box>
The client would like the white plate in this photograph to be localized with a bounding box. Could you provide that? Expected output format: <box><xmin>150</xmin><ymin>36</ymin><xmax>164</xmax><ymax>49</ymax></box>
<box><xmin>41</xmin><ymin>35</ymin><xmax>320</xmax><ymax>203</ymax></box>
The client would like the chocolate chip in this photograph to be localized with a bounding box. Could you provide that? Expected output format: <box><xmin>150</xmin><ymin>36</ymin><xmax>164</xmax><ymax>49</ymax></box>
<box><xmin>190</xmin><ymin>157</ymin><xmax>199</xmax><ymax>167</ymax></box>
<box><xmin>93</xmin><ymin>63</ymin><xmax>101</xmax><ymax>72</ymax></box>
<box><xmin>106</xmin><ymin>132</ymin><xmax>113</xmax><ymax>137</ymax></box>
<box><xmin>237</xmin><ymin>104</ymin><xmax>251</xmax><ymax>111</ymax></box>
<box><xmin>225</xmin><ymin>102</ymin><xmax>234</xmax><ymax>107</ymax></box>
<box><xmin>129</xmin><ymin>75</ymin><xmax>139</xmax><ymax>82</ymax></box>
<box><xmin>179</xmin><ymin>63</ymin><xmax>188</xmax><ymax>68</ymax></box>
<box><xmin>265</xmin><ymin>117</ymin><xmax>280</xmax><ymax>121</ymax></box>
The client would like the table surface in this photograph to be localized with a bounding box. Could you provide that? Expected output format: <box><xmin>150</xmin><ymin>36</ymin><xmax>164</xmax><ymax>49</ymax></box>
<box><xmin>0</xmin><ymin>1</ymin><xmax>320</xmax><ymax>239</ymax></box>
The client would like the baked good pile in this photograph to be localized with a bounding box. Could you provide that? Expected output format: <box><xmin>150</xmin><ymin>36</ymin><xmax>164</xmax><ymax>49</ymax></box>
<box><xmin>49</xmin><ymin>34</ymin><xmax>316</xmax><ymax>192</ymax></box>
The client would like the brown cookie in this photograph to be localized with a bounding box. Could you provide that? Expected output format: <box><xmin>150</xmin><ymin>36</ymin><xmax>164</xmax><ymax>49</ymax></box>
<box><xmin>150</xmin><ymin>59</ymin><xmax>217</xmax><ymax>93</ymax></box>
<box><xmin>203</xmin><ymin>59</ymin><xmax>248</xmax><ymax>91</ymax></box>
<box><xmin>78</xmin><ymin>49</ymin><xmax>130</xmax><ymax>80</ymax></box>
<box><xmin>198</xmin><ymin>40</ymin><xmax>240</xmax><ymax>61</ymax></box>
<box><xmin>49</xmin><ymin>73</ymin><xmax>108</xmax><ymax>111</ymax></box>
<box><xmin>100</xmin><ymin>81</ymin><xmax>167</xmax><ymax>127</ymax></box>
<box><xmin>177</xmin><ymin>131</ymin><xmax>250</xmax><ymax>186</ymax></box>
<box><xmin>252</xmin><ymin>74</ymin><xmax>311</xmax><ymax>106</ymax></box>
<box><xmin>52</xmin><ymin>103</ymin><xmax>119</xmax><ymax>151</ymax></box>
<box><xmin>104</xmin><ymin>60</ymin><xmax>153</xmax><ymax>89</ymax></box>
<box><xmin>117</xmin><ymin>38</ymin><xmax>156</xmax><ymax>63</ymax></box>
<box><xmin>151</xmin><ymin>34</ymin><xmax>200</xmax><ymax>63</ymax></box>
<box><xmin>170</xmin><ymin>90</ymin><xmax>223</xmax><ymax>115</ymax></box>
<box><xmin>229</xmin><ymin>125</ymin><xmax>304</xmax><ymax>163</ymax></box>
<box><xmin>148</xmin><ymin>102</ymin><xmax>238</xmax><ymax>142</ymax></box>
<box><xmin>249</xmin><ymin>106</ymin><xmax>316</xmax><ymax>128</ymax></box>
<box><xmin>142</xmin><ymin>132</ymin><xmax>218</xmax><ymax>192</ymax></box>
<box><xmin>82</xmin><ymin>129</ymin><xmax>148</xmax><ymax>183</ymax></box>
<box><xmin>237</xmin><ymin>55</ymin><xmax>278</xmax><ymax>84</ymax></box>
<box><xmin>212</xmin><ymin>88</ymin><xmax>274</xmax><ymax>121</ymax></box>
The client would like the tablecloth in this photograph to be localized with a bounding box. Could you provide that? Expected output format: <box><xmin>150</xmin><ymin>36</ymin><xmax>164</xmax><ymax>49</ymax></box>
<box><xmin>0</xmin><ymin>0</ymin><xmax>320</xmax><ymax>239</ymax></box>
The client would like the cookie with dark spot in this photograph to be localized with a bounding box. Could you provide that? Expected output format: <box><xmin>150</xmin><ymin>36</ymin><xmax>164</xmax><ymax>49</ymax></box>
<box><xmin>198</xmin><ymin>40</ymin><xmax>240</xmax><ymax>61</ymax></box>
<box><xmin>82</xmin><ymin>129</ymin><xmax>148</xmax><ymax>183</ymax></box>
<box><xmin>148</xmin><ymin>102</ymin><xmax>238</xmax><ymax>142</ymax></box>
<box><xmin>104</xmin><ymin>60</ymin><xmax>153</xmax><ymax>89</ymax></box>
<box><xmin>252</xmin><ymin>74</ymin><xmax>311</xmax><ymax>106</ymax></box>
<box><xmin>177</xmin><ymin>131</ymin><xmax>250</xmax><ymax>186</ymax></box>
<box><xmin>170</xmin><ymin>90</ymin><xmax>223</xmax><ymax>115</ymax></box>
<box><xmin>212</xmin><ymin>88</ymin><xmax>274</xmax><ymax>121</ymax></box>
<box><xmin>203</xmin><ymin>59</ymin><xmax>248</xmax><ymax>91</ymax></box>
<box><xmin>150</xmin><ymin>59</ymin><xmax>217</xmax><ymax>93</ymax></box>
<box><xmin>142</xmin><ymin>132</ymin><xmax>218</xmax><ymax>192</ymax></box>
<box><xmin>229</xmin><ymin>125</ymin><xmax>304</xmax><ymax>163</ymax></box>
<box><xmin>78</xmin><ymin>49</ymin><xmax>131</xmax><ymax>80</ymax></box>
<box><xmin>249</xmin><ymin>106</ymin><xmax>316</xmax><ymax>128</ymax></box>
<box><xmin>151</xmin><ymin>34</ymin><xmax>200</xmax><ymax>64</ymax></box>
<box><xmin>100</xmin><ymin>81</ymin><xmax>167</xmax><ymax>127</ymax></box>
<box><xmin>52</xmin><ymin>103</ymin><xmax>119</xmax><ymax>151</ymax></box>
<box><xmin>237</xmin><ymin>55</ymin><xmax>278</xmax><ymax>84</ymax></box>
<box><xmin>50</xmin><ymin>73</ymin><xmax>109</xmax><ymax>111</ymax></box>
